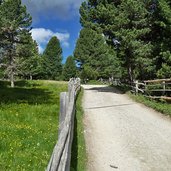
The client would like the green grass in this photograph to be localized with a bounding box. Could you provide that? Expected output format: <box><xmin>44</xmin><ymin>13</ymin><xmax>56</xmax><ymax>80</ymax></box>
<box><xmin>112</xmin><ymin>84</ymin><xmax>171</xmax><ymax>117</ymax></box>
<box><xmin>128</xmin><ymin>92</ymin><xmax>171</xmax><ymax>116</ymax></box>
<box><xmin>0</xmin><ymin>80</ymin><xmax>67</xmax><ymax>171</ymax></box>
<box><xmin>71</xmin><ymin>88</ymin><xmax>87</xmax><ymax>171</ymax></box>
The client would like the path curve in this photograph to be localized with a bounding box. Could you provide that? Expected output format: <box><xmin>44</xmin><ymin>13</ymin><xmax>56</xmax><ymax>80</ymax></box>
<box><xmin>82</xmin><ymin>85</ymin><xmax>171</xmax><ymax>171</ymax></box>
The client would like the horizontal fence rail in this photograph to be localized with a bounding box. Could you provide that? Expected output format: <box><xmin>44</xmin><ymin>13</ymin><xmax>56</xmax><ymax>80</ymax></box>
<box><xmin>111</xmin><ymin>78</ymin><xmax>171</xmax><ymax>101</ymax></box>
<box><xmin>46</xmin><ymin>78</ymin><xmax>81</xmax><ymax>171</ymax></box>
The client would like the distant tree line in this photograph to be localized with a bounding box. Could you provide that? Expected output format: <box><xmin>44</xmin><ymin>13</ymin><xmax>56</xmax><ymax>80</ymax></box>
<box><xmin>2</xmin><ymin>0</ymin><xmax>170</xmax><ymax>86</ymax></box>
<box><xmin>0</xmin><ymin>0</ymin><xmax>77</xmax><ymax>87</ymax></box>
<box><xmin>74</xmin><ymin>0</ymin><xmax>171</xmax><ymax>82</ymax></box>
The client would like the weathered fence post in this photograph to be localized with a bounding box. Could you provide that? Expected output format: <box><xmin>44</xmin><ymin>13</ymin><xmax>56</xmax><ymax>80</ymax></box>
<box><xmin>135</xmin><ymin>80</ymin><xmax>139</xmax><ymax>94</ymax></box>
<box><xmin>144</xmin><ymin>82</ymin><xmax>147</xmax><ymax>92</ymax></box>
<box><xmin>162</xmin><ymin>81</ymin><xmax>166</xmax><ymax>96</ymax></box>
<box><xmin>59</xmin><ymin>92</ymin><xmax>69</xmax><ymax>137</ymax></box>
<box><xmin>46</xmin><ymin>78</ymin><xmax>81</xmax><ymax>171</ymax></box>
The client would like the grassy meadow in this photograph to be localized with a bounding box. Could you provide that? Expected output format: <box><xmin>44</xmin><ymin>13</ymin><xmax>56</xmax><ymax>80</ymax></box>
<box><xmin>0</xmin><ymin>80</ymin><xmax>67</xmax><ymax>170</ymax></box>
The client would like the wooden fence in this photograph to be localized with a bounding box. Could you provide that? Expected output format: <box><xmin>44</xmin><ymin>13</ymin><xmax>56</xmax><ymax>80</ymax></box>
<box><xmin>46</xmin><ymin>78</ymin><xmax>81</xmax><ymax>171</ymax></box>
<box><xmin>112</xmin><ymin>78</ymin><xmax>171</xmax><ymax>101</ymax></box>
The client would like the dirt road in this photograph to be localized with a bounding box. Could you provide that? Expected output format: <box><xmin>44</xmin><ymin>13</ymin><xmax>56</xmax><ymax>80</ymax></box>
<box><xmin>82</xmin><ymin>85</ymin><xmax>171</xmax><ymax>171</ymax></box>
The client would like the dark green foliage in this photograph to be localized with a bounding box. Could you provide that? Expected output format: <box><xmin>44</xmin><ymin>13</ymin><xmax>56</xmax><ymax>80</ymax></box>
<box><xmin>79</xmin><ymin>0</ymin><xmax>171</xmax><ymax>81</ymax></box>
<box><xmin>157</xmin><ymin>51</ymin><xmax>171</xmax><ymax>78</ymax></box>
<box><xmin>16</xmin><ymin>35</ymin><xmax>41</xmax><ymax>80</ymax></box>
<box><xmin>42</xmin><ymin>36</ymin><xmax>63</xmax><ymax>80</ymax></box>
<box><xmin>0</xmin><ymin>0</ymin><xmax>32</xmax><ymax>87</ymax></box>
<box><xmin>62</xmin><ymin>56</ymin><xmax>77</xmax><ymax>81</ymax></box>
<box><xmin>74</xmin><ymin>28</ymin><xmax>120</xmax><ymax>80</ymax></box>
<box><xmin>114</xmin><ymin>0</ymin><xmax>153</xmax><ymax>81</ymax></box>
<box><xmin>149</xmin><ymin>0</ymin><xmax>171</xmax><ymax>78</ymax></box>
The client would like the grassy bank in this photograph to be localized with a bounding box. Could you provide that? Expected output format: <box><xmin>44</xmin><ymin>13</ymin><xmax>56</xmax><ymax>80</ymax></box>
<box><xmin>0</xmin><ymin>80</ymin><xmax>67</xmax><ymax>170</ymax></box>
<box><xmin>71</xmin><ymin>88</ymin><xmax>87</xmax><ymax>171</ymax></box>
<box><xmin>128</xmin><ymin>92</ymin><xmax>171</xmax><ymax>116</ymax></box>
<box><xmin>112</xmin><ymin>85</ymin><xmax>171</xmax><ymax>117</ymax></box>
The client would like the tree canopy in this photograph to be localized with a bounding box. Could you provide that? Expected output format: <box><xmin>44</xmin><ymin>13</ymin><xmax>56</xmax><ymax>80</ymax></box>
<box><xmin>0</xmin><ymin>0</ymin><xmax>171</xmax><ymax>84</ymax></box>
<box><xmin>42</xmin><ymin>36</ymin><xmax>63</xmax><ymax>80</ymax></box>
<box><xmin>0</xmin><ymin>0</ymin><xmax>32</xmax><ymax>87</ymax></box>
<box><xmin>62</xmin><ymin>56</ymin><xmax>77</xmax><ymax>81</ymax></box>
<box><xmin>78</xmin><ymin>0</ymin><xmax>171</xmax><ymax>81</ymax></box>
<box><xmin>74</xmin><ymin>28</ymin><xmax>121</xmax><ymax>80</ymax></box>
<box><xmin>16</xmin><ymin>35</ymin><xmax>40</xmax><ymax>80</ymax></box>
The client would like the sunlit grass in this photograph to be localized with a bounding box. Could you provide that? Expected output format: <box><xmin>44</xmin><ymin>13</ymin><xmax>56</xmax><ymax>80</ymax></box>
<box><xmin>112</xmin><ymin>84</ymin><xmax>171</xmax><ymax>117</ymax></box>
<box><xmin>0</xmin><ymin>80</ymin><xmax>67</xmax><ymax>170</ymax></box>
<box><xmin>128</xmin><ymin>92</ymin><xmax>171</xmax><ymax>117</ymax></box>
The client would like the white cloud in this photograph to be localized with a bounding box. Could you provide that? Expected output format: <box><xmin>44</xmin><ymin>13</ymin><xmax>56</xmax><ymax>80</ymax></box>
<box><xmin>62</xmin><ymin>42</ymin><xmax>70</xmax><ymax>48</ymax></box>
<box><xmin>38</xmin><ymin>45</ymin><xmax>44</xmax><ymax>54</ymax></box>
<box><xmin>22</xmin><ymin>0</ymin><xmax>85</xmax><ymax>21</ymax></box>
<box><xmin>31</xmin><ymin>28</ymin><xmax>53</xmax><ymax>43</ymax></box>
<box><xmin>30</xmin><ymin>28</ymin><xmax>70</xmax><ymax>53</ymax></box>
<box><xmin>54</xmin><ymin>32</ymin><xmax>70</xmax><ymax>43</ymax></box>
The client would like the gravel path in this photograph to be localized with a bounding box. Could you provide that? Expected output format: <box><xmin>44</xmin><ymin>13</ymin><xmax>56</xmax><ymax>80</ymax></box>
<box><xmin>82</xmin><ymin>85</ymin><xmax>171</xmax><ymax>171</ymax></box>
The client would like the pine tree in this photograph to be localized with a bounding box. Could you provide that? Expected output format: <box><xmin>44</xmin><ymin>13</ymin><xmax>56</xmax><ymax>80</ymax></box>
<box><xmin>42</xmin><ymin>36</ymin><xmax>63</xmax><ymax>80</ymax></box>
<box><xmin>79</xmin><ymin>0</ymin><xmax>155</xmax><ymax>81</ymax></box>
<box><xmin>0</xmin><ymin>0</ymin><xmax>32</xmax><ymax>87</ymax></box>
<box><xmin>74</xmin><ymin>28</ymin><xmax>116</xmax><ymax>80</ymax></box>
<box><xmin>79</xmin><ymin>0</ymin><xmax>171</xmax><ymax>81</ymax></box>
<box><xmin>157</xmin><ymin>51</ymin><xmax>171</xmax><ymax>78</ymax></box>
<box><xmin>114</xmin><ymin>0</ymin><xmax>154</xmax><ymax>81</ymax></box>
<box><xmin>148</xmin><ymin>0</ymin><xmax>171</xmax><ymax>78</ymax></box>
<box><xmin>62</xmin><ymin>56</ymin><xmax>77</xmax><ymax>81</ymax></box>
<box><xmin>16</xmin><ymin>36</ymin><xmax>40</xmax><ymax>80</ymax></box>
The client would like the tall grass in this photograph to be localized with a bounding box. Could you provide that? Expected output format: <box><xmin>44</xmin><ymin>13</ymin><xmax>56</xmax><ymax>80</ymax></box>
<box><xmin>71</xmin><ymin>89</ymin><xmax>87</xmax><ymax>171</ymax></box>
<box><xmin>0</xmin><ymin>80</ymin><xmax>67</xmax><ymax>170</ymax></box>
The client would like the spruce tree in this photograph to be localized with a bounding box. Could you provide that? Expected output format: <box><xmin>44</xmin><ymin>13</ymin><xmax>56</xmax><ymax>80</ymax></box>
<box><xmin>115</xmin><ymin>0</ymin><xmax>153</xmax><ymax>81</ymax></box>
<box><xmin>148</xmin><ymin>0</ymin><xmax>171</xmax><ymax>78</ymax></box>
<box><xmin>79</xmin><ymin>0</ymin><xmax>171</xmax><ymax>81</ymax></box>
<box><xmin>74</xmin><ymin>28</ymin><xmax>117</xmax><ymax>80</ymax></box>
<box><xmin>0</xmin><ymin>0</ymin><xmax>32</xmax><ymax>87</ymax></box>
<box><xmin>16</xmin><ymin>36</ymin><xmax>40</xmax><ymax>80</ymax></box>
<box><xmin>80</xmin><ymin>0</ymin><xmax>154</xmax><ymax>81</ymax></box>
<box><xmin>42</xmin><ymin>36</ymin><xmax>63</xmax><ymax>80</ymax></box>
<box><xmin>62</xmin><ymin>56</ymin><xmax>77</xmax><ymax>81</ymax></box>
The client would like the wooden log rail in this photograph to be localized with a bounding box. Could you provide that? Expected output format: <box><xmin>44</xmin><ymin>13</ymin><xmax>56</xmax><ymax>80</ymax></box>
<box><xmin>46</xmin><ymin>78</ymin><xmax>81</xmax><ymax>171</ymax></box>
<box><xmin>112</xmin><ymin>78</ymin><xmax>171</xmax><ymax>101</ymax></box>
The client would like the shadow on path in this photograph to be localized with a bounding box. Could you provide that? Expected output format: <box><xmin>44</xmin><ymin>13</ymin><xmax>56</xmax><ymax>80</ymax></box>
<box><xmin>85</xmin><ymin>103</ymin><xmax>135</xmax><ymax>110</ymax></box>
<box><xmin>84</xmin><ymin>86</ymin><xmax>125</xmax><ymax>94</ymax></box>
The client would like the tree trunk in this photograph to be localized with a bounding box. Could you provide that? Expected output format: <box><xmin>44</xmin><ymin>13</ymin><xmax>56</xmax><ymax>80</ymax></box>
<box><xmin>10</xmin><ymin>72</ymin><xmax>14</xmax><ymax>88</ymax></box>
<box><xmin>125</xmin><ymin>48</ymin><xmax>134</xmax><ymax>83</ymax></box>
<box><xmin>128</xmin><ymin>65</ymin><xmax>133</xmax><ymax>83</ymax></box>
<box><xmin>9</xmin><ymin>48</ymin><xmax>15</xmax><ymax>88</ymax></box>
<box><xmin>30</xmin><ymin>75</ymin><xmax>32</xmax><ymax>80</ymax></box>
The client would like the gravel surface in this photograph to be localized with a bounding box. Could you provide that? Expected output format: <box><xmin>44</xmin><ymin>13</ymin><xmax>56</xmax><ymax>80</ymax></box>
<box><xmin>82</xmin><ymin>85</ymin><xmax>171</xmax><ymax>171</ymax></box>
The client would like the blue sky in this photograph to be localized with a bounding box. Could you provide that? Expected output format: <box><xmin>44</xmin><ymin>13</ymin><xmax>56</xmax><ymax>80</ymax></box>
<box><xmin>21</xmin><ymin>0</ymin><xmax>85</xmax><ymax>63</ymax></box>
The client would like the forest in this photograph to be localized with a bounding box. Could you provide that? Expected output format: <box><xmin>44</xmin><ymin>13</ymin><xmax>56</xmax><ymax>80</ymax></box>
<box><xmin>75</xmin><ymin>0</ymin><xmax>171</xmax><ymax>82</ymax></box>
<box><xmin>0</xmin><ymin>0</ymin><xmax>171</xmax><ymax>87</ymax></box>
<box><xmin>0</xmin><ymin>0</ymin><xmax>171</xmax><ymax>170</ymax></box>
<box><xmin>0</xmin><ymin>0</ymin><xmax>76</xmax><ymax>87</ymax></box>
